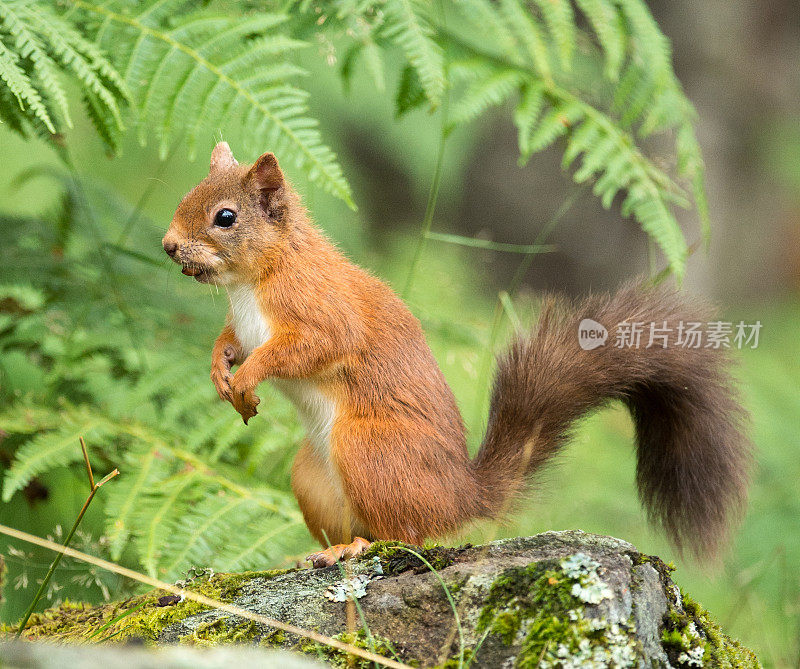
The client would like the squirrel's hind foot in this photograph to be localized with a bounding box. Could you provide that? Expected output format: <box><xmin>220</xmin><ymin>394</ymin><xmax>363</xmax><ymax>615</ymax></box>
<box><xmin>306</xmin><ymin>537</ymin><xmax>371</xmax><ymax>569</ymax></box>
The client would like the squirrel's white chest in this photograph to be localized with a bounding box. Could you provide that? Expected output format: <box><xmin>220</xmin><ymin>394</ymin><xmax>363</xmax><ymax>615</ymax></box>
<box><xmin>226</xmin><ymin>284</ymin><xmax>336</xmax><ymax>460</ymax></box>
<box><xmin>228</xmin><ymin>284</ymin><xmax>271</xmax><ymax>356</ymax></box>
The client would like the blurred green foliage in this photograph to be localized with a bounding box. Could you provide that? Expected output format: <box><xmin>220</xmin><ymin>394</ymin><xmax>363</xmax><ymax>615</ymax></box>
<box><xmin>0</xmin><ymin>1</ymin><xmax>797</xmax><ymax>668</ymax></box>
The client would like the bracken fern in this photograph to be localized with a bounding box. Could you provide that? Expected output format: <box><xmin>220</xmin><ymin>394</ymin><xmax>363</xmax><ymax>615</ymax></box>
<box><xmin>0</xmin><ymin>0</ymin><xmax>126</xmax><ymax>137</ymax></box>
<box><xmin>307</xmin><ymin>0</ymin><xmax>709</xmax><ymax>278</ymax></box>
<box><xmin>73</xmin><ymin>0</ymin><xmax>353</xmax><ymax>205</ymax></box>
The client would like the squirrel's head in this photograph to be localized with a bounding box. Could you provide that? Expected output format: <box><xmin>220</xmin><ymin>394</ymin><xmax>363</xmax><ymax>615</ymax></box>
<box><xmin>162</xmin><ymin>142</ymin><xmax>292</xmax><ymax>284</ymax></box>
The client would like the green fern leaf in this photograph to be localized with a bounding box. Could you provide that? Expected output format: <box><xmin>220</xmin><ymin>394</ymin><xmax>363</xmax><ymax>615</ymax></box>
<box><xmin>531</xmin><ymin>0</ymin><xmax>576</xmax><ymax>70</ymax></box>
<box><xmin>2</xmin><ymin>411</ymin><xmax>109</xmax><ymax>501</ymax></box>
<box><xmin>449</xmin><ymin>68</ymin><xmax>523</xmax><ymax>127</ymax></box>
<box><xmin>396</xmin><ymin>63</ymin><xmax>426</xmax><ymax>117</ymax></box>
<box><xmin>134</xmin><ymin>472</ymin><xmax>201</xmax><ymax>577</ymax></box>
<box><xmin>572</xmin><ymin>132</ymin><xmax>617</xmax><ymax>182</ymax></box>
<box><xmin>0</xmin><ymin>33</ymin><xmax>55</xmax><ymax>132</ymax></box>
<box><xmin>498</xmin><ymin>0</ymin><xmax>553</xmax><ymax>85</ymax></box>
<box><xmin>676</xmin><ymin>122</ymin><xmax>710</xmax><ymax>243</ymax></box>
<box><xmin>0</xmin><ymin>0</ymin><xmax>127</xmax><ymax>136</ymax></box>
<box><xmin>592</xmin><ymin>149</ymin><xmax>634</xmax><ymax>207</ymax></box>
<box><xmin>514</xmin><ymin>81</ymin><xmax>546</xmax><ymax>162</ymax></box>
<box><xmin>616</xmin><ymin>0</ymin><xmax>672</xmax><ymax>75</ymax></box>
<box><xmin>75</xmin><ymin>0</ymin><xmax>354</xmax><ymax>206</ymax></box>
<box><xmin>160</xmin><ymin>491</ymin><xmax>306</xmax><ymax>577</ymax></box>
<box><xmin>574</xmin><ymin>0</ymin><xmax>625</xmax><ymax>80</ymax></box>
<box><xmin>454</xmin><ymin>0</ymin><xmax>520</xmax><ymax>59</ymax></box>
<box><xmin>526</xmin><ymin>100</ymin><xmax>584</xmax><ymax>156</ymax></box>
<box><xmin>382</xmin><ymin>0</ymin><xmax>445</xmax><ymax>106</ymax></box>
<box><xmin>104</xmin><ymin>446</ymin><xmax>165</xmax><ymax>560</ymax></box>
<box><xmin>561</xmin><ymin>117</ymin><xmax>602</xmax><ymax>168</ymax></box>
<box><xmin>622</xmin><ymin>184</ymin><xmax>688</xmax><ymax>274</ymax></box>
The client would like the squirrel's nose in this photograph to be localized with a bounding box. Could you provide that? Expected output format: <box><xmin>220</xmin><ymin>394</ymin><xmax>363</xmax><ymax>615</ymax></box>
<box><xmin>163</xmin><ymin>240</ymin><xmax>178</xmax><ymax>258</ymax></box>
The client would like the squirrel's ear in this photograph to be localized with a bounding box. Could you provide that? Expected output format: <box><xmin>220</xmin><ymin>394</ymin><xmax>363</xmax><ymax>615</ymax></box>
<box><xmin>210</xmin><ymin>141</ymin><xmax>238</xmax><ymax>172</ymax></box>
<box><xmin>247</xmin><ymin>152</ymin><xmax>284</xmax><ymax>193</ymax></box>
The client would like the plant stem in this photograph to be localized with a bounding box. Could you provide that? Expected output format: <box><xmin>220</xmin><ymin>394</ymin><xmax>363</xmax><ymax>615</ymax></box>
<box><xmin>402</xmin><ymin>0</ymin><xmax>450</xmax><ymax>299</ymax></box>
<box><xmin>401</xmin><ymin>118</ymin><xmax>449</xmax><ymax>299</ymax></box>
<box><xmin>14</xmin><ymin>438</ymin><xmax>118</xmax><ymax>639</ymax></box>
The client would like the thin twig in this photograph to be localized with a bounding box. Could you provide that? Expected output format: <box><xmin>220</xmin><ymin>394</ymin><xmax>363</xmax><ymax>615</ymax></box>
<box><xmin>80</xmin><ymin>436</ymin><xmax>95</xmax><ymax>490</ymax></box>
<box><xmin>14</xmin><ymin>439</ymin><xmax>119</xmax><ymax>639</ymax></box>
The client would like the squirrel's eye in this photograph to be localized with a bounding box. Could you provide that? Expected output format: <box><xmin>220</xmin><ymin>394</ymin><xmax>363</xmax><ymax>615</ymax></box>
<box><xmin>214</xmin><ymin>208</ymin><xmax>236</xmax><ymax>228</ymax></box>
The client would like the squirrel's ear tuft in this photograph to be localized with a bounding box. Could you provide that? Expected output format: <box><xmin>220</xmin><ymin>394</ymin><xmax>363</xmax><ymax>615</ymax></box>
<box><xmin>248</xmin><ymin>152</ymin><xmax>284</xmax><ymax>193</ymax></box>
<box><xmin>210</xmin><ymin>141</ymin><xmax>238</xmax><ymax>172</ymax></box>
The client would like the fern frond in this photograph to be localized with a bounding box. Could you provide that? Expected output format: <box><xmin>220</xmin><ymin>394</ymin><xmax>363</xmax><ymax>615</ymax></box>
<box><xmin>574</xmin><ymin>0</ymin><xmax>625</xmax><ymax>80</ymax></box>
<box><xmin>676</xmin><ymin>123</ymin><xmax>710</xmax><ymax>243</ymax></box>
<box><xmin>0</xmin><ymin>0</ymin><xmax>126</xmax><ymax>136</ymax></box>
<box><xmin>160</xmin><ymin>491</ymin><xmax>305</xmax><ymax>577</ymax></box>
<box><xmin>513</xmin><ymin>81</ymin><xmax>545</xmax><ymax>160</ymax></box>
<box><xmin>615</xmin><ymin>0</ymin><xmax>672</xmax><ymax>75</ymax></box>
<box><xmin>448</xmin><ymin>67</ymin><xmax>523</xmax><ymax>127</ymax></box>
<box><xmin>441</xmin><ymin>0</ymin><xmax>703</xmax><ymax>277</ymax></box>
<box><xmin>2</xmin><ymin>410</ymin><xmax>110</xmax><ymax>501</ymax></box>
<box><xmin>133</xmin><ymin>471</ymin><xmax>202</xmax><ymax>577</ymax></box>
<box><xmin>74</xmin><ymin>0</ymin><xmax>353</xmax><ymax>206</ymax></box>
<box><xmin>562</xmin><ymin>107</ymin><xmax>689</xmax><ymax>275</ymax></box>
<box><xmin>525</xmin><ymin>100</ymin><xmax>584</xmax><ymax>157</ymax></box>
<box><xmin>395</xmin><ymin>63</ymin><xmax>426</xmax><ymax>117</ymax></box>
<box><xmin>498</xmin><ymin>0</ymin><xmax>553</xmax><ymax>85</ymax></box>
<box><xmin>104</xmin><ymin>446</ymin><xmax>166</xmax><ymax>560</ymax></box>
<box><xmin>531</xmin><ymin>0</ymin><xmax>576</xmax><ymax>70</ymax></box>
<box><xmin>381</xmin><ymin>0</ymin><xmax>445</xmax><ymax>106</ymax></box>
<box><xmin>454</xmin><ymin>0</ymin><xmax>520</xmax><ymax>60</ymax></box>
<box><xmin>0</xmin><ymin>38</ymin><xmax>55</xmax><ymax>133</ymax></box>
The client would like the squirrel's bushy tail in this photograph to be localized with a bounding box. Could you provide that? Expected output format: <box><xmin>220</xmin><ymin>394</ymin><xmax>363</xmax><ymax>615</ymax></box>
<box><xmin>473</xmin><ymin>281</ymin><xmax>751</xmax><ymax>559</ymax></box>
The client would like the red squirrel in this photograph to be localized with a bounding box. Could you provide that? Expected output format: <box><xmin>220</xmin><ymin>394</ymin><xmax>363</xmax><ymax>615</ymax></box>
<box><xmin>163</xmin><ymin>142</ymin><xmax>751</xmax><ymax>568</ymax></box>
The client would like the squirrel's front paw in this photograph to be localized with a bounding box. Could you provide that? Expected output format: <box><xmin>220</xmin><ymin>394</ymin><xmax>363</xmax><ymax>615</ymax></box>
<box><xmin>211</xmin><ymin>367</ymin><xmax>234</xmax><ymax>402</ymax></box>
<box><xmin>230</xmin><ymin>378</ymin><xmax>260</xmax><ymax>424</ymax></box>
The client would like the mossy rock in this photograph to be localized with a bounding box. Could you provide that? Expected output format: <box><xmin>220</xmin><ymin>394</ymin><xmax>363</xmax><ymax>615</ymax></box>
<box><xmin>6</xmin><ymin>531</ymin><xmax>761</xmax><ymax>668</ymax></box>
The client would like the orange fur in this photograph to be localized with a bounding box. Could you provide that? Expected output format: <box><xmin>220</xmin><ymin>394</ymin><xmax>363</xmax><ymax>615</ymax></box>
<box><xmin>163</xmin><ymin>143</ymin><xmax>751</xmax><ymax>560</ymax></box>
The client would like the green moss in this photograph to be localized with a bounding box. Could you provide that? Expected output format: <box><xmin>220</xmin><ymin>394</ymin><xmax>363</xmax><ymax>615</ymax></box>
<box><xmin>259</xmin><ymin>628</ymin><xmax>287</xmax><ymax>647</ymax></box>
<box><xmin>660</xmin><ymin>590</ymin><xmax>761</xmax><ymax>668</ymax></box>
<box><xmin>13</xmin><ymin>568</ymin><xmax>288</xmax><ymax>643</ymax></box>
<box><xmin>360</xmin><ymin>541</ymin><xmax>463</xmax><ymax>576</ymax></box>
<box><xmin>477</xmin><ymin>561</ymin><xmax>575</xmax><ymax>634</ymax></box>
<box><xmin>476</xmin><ymin>556</ymin><xmax>639</xmax><ymax>667</ymax></box>
<box><xmin>183</xmin><ymin>618</ymin><xmax>260</xmax><ymax>646</ymax></box>
<box><xmin>437</xmin><ymin>648</ymin><xmax>474</xmax><ymax>668</ymax></box>
<box><xmin>629</xmin><ymin>551</ymin><xmax>675</xmax><ymax>576</ymax></box>
<box><xmin>491</xmin><ymin>610</ymin><xmax>522</xmax><ymax>645</ymax></box>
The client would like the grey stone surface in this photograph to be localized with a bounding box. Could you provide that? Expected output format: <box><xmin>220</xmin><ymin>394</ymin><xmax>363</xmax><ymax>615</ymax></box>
<box><xmin>15</xmin><ymin>531</ymin><xmax>760</xmax><ymax>667</ymax></box>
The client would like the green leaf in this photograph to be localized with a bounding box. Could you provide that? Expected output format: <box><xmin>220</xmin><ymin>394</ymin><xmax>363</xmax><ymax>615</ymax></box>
<box><xmin>75</xmin><ymin>0</ymin><xmax>354</xmax><ymax>207</ymax></box>
<box><xmin>2</xmin><ymin>412</ymin><xmax>108</xmax><ymax>501</ymax></box>
<box><xmin>0</xmin><ymin>0</ymin><xmax>127</xmax><ymax>137</ymax></box>
<box><xmin>531</xmin><ymin>0</ymin><xmax>576</xmax><ymax>70</ymax></box>
<box><xmin>498</xmin><ymin>0</ymin><xmax>553</xmax><ymax>85</ymax></box>
<box><xmin>395</xmin><ymin>64</ymin><xmax>426</xmax><ymax>117</ymax></box>
<box><xmin>574</xmin><ymin>0</ymin><xmax>625</xmax><ymax>80</ymax></box>
<box><xmin>382</xmin><ymin>0</ymin><xmax>445</xmax><ymax>106</ymax></box>
<box><xmin>514</xmin><ymin>81</ymin><xmax>545</xmax><ymax>160</ymax></box>
<box><xmin>449</xmin><ymin>68</ymin><xmax>523</xmax><ymax>127</ymax></box>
